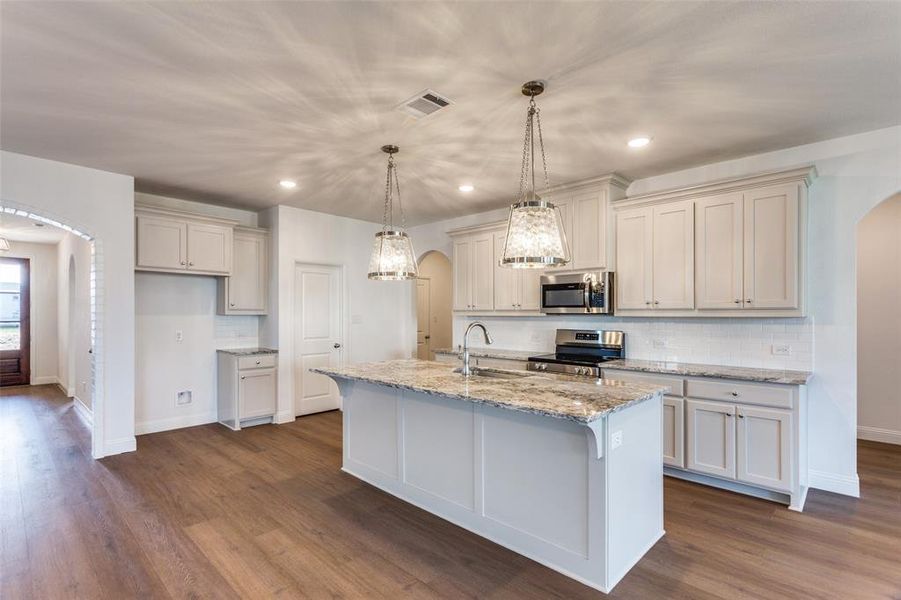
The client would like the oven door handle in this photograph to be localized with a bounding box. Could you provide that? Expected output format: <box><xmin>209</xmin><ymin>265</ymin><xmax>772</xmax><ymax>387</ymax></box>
<box><xmin>583</xmin><ymin>284</ymin><xmax>590</xmax><ymax>311</ymax></box>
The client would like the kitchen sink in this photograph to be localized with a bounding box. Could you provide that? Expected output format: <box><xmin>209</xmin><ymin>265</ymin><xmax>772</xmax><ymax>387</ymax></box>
<box><xmin>453</xmin><ymin>367</ymin><xmax>533</xmax><ymax>380</ymax></box>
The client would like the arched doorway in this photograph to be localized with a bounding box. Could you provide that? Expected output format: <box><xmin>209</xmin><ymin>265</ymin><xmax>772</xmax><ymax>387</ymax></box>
<box><xmin>416</xmin><ymin>251</ymin><xmax>453</xmax><ymax>360</ymax></box>
<box><xmin>857</xmin><ymin>192</ymin><xmax>901</xmax><ymax>446</ymax></box>
<box><xmin>0</xmin><ymin>204</ymin><xmax>100</xmax><ymax>456</ymax></box>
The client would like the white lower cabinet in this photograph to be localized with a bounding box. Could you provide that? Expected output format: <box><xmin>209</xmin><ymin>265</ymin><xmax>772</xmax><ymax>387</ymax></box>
<box><xmin>736</xmin><ymin>405</ymin><xmax>793</xmax><ymax>492</ymax></box>
<box><xmin>686</xmin><ymin>399</ymin><xmax>736</xmax><ymax>479</ymax></box>
<box><xmin>662</xmin><ymin>397</ymin><xmax>685</xmax><ymax>469</ymax></box>
<box><xmin>217</xmin><ymin>351</ymin><xmax>278</xmax><ymax>430</ymax></box>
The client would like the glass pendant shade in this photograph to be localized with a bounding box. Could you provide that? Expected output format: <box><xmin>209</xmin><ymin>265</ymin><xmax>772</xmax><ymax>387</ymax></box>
<box><xmin>501</xmin><ymin>80</ymin><xmax>570</xmax><ymax>269</ymax></box>
<box><xmin>0</xmin><ymin>237</ymin><xmax>10</xmax><ymax>252</ymax></box>
<box><xmin>368</xmin><ymin>230</ymin><xmax>418</xmax><ymax>280</ymax></box>
<box><xmin>367</xmin><ymin>145</ymin><xmax>418</xmax><ymax>280</ymax></box>
<box><xmin>501</xmin><ymin>192</ymin><xmax>568</xmax><ymax>268</ymax></box>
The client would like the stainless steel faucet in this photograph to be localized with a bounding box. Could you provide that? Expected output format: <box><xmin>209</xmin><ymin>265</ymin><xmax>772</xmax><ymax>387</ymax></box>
<box><xmin>461</xmin><ymin>321</ymin><xmax>494</xmax><ymax>376</ymax></box>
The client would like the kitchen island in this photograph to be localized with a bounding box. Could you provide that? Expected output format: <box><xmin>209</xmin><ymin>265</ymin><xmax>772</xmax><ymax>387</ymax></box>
<box><xmin>313</xmin><ymin>359</ymin><xmax>666</xmax><ymax>593</ymax></box>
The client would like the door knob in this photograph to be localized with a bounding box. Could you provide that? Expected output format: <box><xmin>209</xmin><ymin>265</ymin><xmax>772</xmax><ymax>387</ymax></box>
<box><xmin>333</xmin><ymin>343</ymin><xmax>342</xmax><ymax>349</ymax></box>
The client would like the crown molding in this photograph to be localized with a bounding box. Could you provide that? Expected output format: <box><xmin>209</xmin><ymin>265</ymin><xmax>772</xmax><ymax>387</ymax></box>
<box><xmin>615</xmin><ymin>165</ymin><xmax>817</xmax><ymax>208</ymax></box>
<box><xmin>135</xmin><ymin>203</ymin><xmax>240</xmax><ymax>227</ymax></box>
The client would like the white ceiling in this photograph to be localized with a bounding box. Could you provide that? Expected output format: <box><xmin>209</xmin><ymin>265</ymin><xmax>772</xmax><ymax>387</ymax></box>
<box><xmin>1</xmin><ymin>1</ymin><xmax>899</xmax><ymax>225</ymax></box>
<box><xmin>0</xmin><ymin>212</ymin><xmax>67</xmax><ymax>244</ymax></box>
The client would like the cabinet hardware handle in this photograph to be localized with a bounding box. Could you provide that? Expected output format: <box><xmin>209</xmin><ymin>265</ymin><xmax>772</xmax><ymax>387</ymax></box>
<box><xmin>230</xmin><ymin>302</ymin><xmax>235</xmax><ymax>307</ymax></box>
<box><xmin>333</xmin><ymin>343</ymin><xmax>342</xmax><ymax>349</ymax></box>
<box><xmin>734</xmin><ymin>299</ymin><xmax>741</xmax><ymax>304</ymax></box>
<box><xmin>738</xmin><ymin>414</ymin><xmax>745</xmax><ymax>419</ymax></box>
<box><xmin>746</xmin><ymin>299</ymin><xmax>752</xmax><ymax>303</ymax></box>
<box><xmin>731</xmin><ymin>391</ymin><xmax>739</xmax><ymax>397</ymax></box>
<box><xmin>726</xmin><ymin>413</ymin><xmax>733</xmax><ymax>417</ymax></box>
<box><xmin>180</xmin><ymin>261</ymin><xmax>186</xmax><ymax>266</ymax></box>
<box><xmin>241</xmin><ymin>376</ymin><xmax>246</xmax><ymax>380</ymax></box>
<box><xmin>189</xmin><ymin>262</ymin><xmax>194</xmax><ymax>267</ymax></box>
<box><xmin>654</xmin><ymin>300</ymin><xmax>660</xmax><ymax>305</ymax></box>
<box><xmin>255</xmin><ymin>360</ymin><xmax>261</xmax><ymax>365</ymax></box>
<box><xmin>645</xmin><ymin>301</ymin><xmax>652</xmax><ymax>305</ymax></box>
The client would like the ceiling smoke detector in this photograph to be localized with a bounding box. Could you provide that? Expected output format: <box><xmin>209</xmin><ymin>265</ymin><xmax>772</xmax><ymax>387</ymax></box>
<box><xmin>396</xmin><ymin>89</ymin><xmax>453</xmax><ymax>119</ymax></box>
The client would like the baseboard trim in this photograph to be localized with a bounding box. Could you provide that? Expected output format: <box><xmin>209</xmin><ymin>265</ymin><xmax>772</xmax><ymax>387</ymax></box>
<box><xmin>808</xmin><ymin>469</ymin><xmax>860</xmax><ymax>498</ymax></box>
<box><xmin>858</xmin><ymin>426</ymin><xmax>901</xmax><ymax>445</ymax></box>
<box><xmin>104</xmin><ymin>436</ymin><xmax>136</xmax><ymax>456</ymax></box>
<box><xmin>73</xmin><ymin>396</ymin><xmax>92</xmax><ymax>427</ymax></box>
<box><xmin>274</xmin><ymin>410</ymin><xmax>295</xmax><ymax>424</ymax></box>
<box><xmin>135</xmin><ymin>412</ymin><xmax>217</xmax><ymax>435</ymax></box>
<box><xmin>31</xmin><ymin>375</ymin><xmax>59</xmax><ymax>386</ymax></box>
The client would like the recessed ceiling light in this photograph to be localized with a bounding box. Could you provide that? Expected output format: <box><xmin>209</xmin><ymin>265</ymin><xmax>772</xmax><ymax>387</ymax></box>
<box><xmin>279</xmin><ymin>180</ymin><xmax>297</xmax><ymax>189</ymax></box>
<box><xmin>458</xmin><ymin>184</ymin><xmax>475</xmax><ymax>193</ymax></box>
<box><xmin>628</xmin><ymin>137</ymin><xmax>651</xmax><ymax>148</ymax></box>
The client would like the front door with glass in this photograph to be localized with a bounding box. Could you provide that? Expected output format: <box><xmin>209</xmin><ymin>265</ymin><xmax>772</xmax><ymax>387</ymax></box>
<box><xmin>0</xmin><ymin>258</ymin><xmax>30</xmax><ymax>386</ymax></box>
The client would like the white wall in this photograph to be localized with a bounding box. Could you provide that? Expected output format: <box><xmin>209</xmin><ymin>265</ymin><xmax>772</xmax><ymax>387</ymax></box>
<box><xmin>133</xmin><ymin>193</ymin><xmax>261</xmax><ymax>434</ymax></box>
<box><xmin>57</xmin><ymin>232</ymin><xmax>95</xmax><ymax>413</ymax></box>
<box><xmin>409</xmin><ymin>126</ymin><xmax>901</xmax><ymax>497</ymax></box>
<box><xmin>260</xmin><ymin>205</ymin><xmax>412</xmax><ymax>422</ymax></box>
<box><xmin>5</xmin><ymin>241</ymin><xmax>59</xmax><ymax>384</ymax></box>
<box><xmin>857</xmin><ymin>194</ymin><xmax>901</xmax><ymax>445</ymax></box>
<box><xmin>0</xmin><ymin>151</ymin><xmax>135</xmax><ymax>458</ymax></box>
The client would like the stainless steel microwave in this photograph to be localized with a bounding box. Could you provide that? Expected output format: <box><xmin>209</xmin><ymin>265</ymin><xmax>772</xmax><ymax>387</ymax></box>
<box><xmin>539</xmin><ymin>271</ymin><xmax>614</xmax><ymax>315</ymax></box>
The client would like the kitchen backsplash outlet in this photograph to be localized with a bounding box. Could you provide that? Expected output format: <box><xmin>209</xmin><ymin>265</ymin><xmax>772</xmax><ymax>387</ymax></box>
<box><xmin>453</xmin><ymin>316</ymin><xmax>814</xmax><ymax>371</ymax></box>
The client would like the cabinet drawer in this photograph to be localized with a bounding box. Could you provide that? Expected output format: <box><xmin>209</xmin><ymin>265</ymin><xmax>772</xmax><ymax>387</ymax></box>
<box><xmin>603</xmin><ymin>369</ymin><xmax>684</xmax><ymax>397</ymax></box>
<box><xmin>685</xmin><ymin>379</ymin><xmax>793</xmax><ymax>409</ymax></box>
<box><xmin>238</xmin><ymin>354</ymin><xmax>277</xmax><ymax>370</ymax></box>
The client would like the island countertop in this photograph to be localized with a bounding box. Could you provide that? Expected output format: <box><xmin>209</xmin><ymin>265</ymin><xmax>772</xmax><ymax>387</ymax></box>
<box><xmin>311</xmin><ymin>359</ymin><xmax>663</xmax><ymax>424</ymax></box>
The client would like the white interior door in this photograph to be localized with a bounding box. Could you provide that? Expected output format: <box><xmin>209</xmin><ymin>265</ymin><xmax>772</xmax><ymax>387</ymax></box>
<box><xmin>416</xmin><ymin>278</ymin><xmax>431</xmax><ymax>360</ymax></box>
<box><xmin>294</xmin><ymin>264</ymin><xmax>343</xmax><ymax>416</ymax></box>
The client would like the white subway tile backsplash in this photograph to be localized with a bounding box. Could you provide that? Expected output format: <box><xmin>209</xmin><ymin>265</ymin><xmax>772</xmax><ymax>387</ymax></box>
<box><xmin>454</xmin><ymin>315</ymin><xmax>813</xmax><ymax>371</ymax></box>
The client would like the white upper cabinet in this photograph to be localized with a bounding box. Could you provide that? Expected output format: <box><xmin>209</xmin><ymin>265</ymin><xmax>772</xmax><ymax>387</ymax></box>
<box><xmin>615</xmin><ymin>207</ymin><xmax>653</xmax><ymax>310</ymax></box>
<box><xmin>218</xmin><ymin>227</ymin><xmax>270</xmax><ymax>315</ymax></box>
<box><xmin>186</xmin><ymin>222</ymin><xmax>232</xmax><ymax>274</ymax></box>
<box><xmin>136</xmin><ymin>214</ymin><xmax>187</xmax><ymax>271</ymax></box>
<box><xmin>652</xmin><ymin>200</ymin><xmax>695</xmax><ymax>309</ymax></box>
<box><xmin>614</xmin><ymin>167</ymin><xmax>813</xmax><ymax>317</ymax></box>
<box><xmin>470</xmin><ymin>232</ymin><xmax>494</xmax><ymax>310</ymax></box>
<box><xmin>453</xmin><ymin>237</ymin><xmax>472</xmax><ymax>311</ymax></box>
<box><xmin>571</xmin><ymin>188</ymin><xmax>607</xmax><ymax>270</ymax></box>
<box><xmin>743</xmin><ymin>183</ymin><xmax>799</xmax><ymax>310</ymax></box>
<box><xmin>696</xmin><ymin>193</ymin><xmax>744</xmax><ymax>309</ymax></box>
<box><xmin>135</xmin><ymin>206</ymin><xmax>235</xmax><ymax>276</ymax></box>
<box><xmin>493</xmin><ymin>230</ymin><xmax>543</xmax><ymax>311</ymax></box>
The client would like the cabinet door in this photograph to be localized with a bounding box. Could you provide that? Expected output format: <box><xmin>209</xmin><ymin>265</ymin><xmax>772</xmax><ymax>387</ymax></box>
<box><xmin>736</xmin><ymin>405</ymin><xmax>792</xmax><ymax>492</ymax></box>
<box><xmin>452</xmin><ymin>237</ymin><xmax>472</xmax><ymax>310</ymax></box>
<box><xmin>652</xmin><ymin>201</ymin><xmax>695</xmax><ymax>309</ymax></box>
<box><xmin>228</xmin><ymin>232</ymin><xmax>268</xmax><ymax>312</ymax></box>
<box><xmin>187</xmin><ymin>223</ymin><xmax>233</xmax><ymax>274</ymax></box>
<box><xmin>239</xmin><ymin>368</ymin><xmax>277</xmax><ymax>420</ymax></box>
<box><xmin>518</xmin><ymin>268</ymin><xmax>542</xmax><ymax>311</ymax></box>
<box><xmin>663</xmin><ymin>396</ymin><xmax>685</xmax><ymax>468</ymax></box>
<box><xmin>686</xmin><ymin>399</ymin><xmax>736</xmax><ymax>479</ymax></box>
<box><xmin>470</xmin><ymin>233</ymin><xmax>495</xmax><ymax>310</ymax></box>
<box><xmin>554</xmin><ymin>198</ymin><xmax>574</xmax><ymax>262</ymax></box>
<box><xmin>136</xmin><ymin>215</ymin><xmax>187</xmax><ymax>270</ymax></box>
<box><xmin>615</xmin><ymin>207</ymin><xmax>653</xmax><ymax>310</ymax></box>
<box><xmin>571</xmin><ymin>189</ymin><xmax>607</xmax><ymax>270</ymax></box>
<box><xmin>743</xmin><ymin>183</ymin><xmax>799</xmax><ymax>309</ymax></box>
<box><xmin>695</xmin><ymin>193</ymin><xmax>744</xmax><ymax>309</ymax></box>
<box><xmin>493</xmin><ymin>232</ymin><xmax>517</xmax><ymax>310</ymax></box>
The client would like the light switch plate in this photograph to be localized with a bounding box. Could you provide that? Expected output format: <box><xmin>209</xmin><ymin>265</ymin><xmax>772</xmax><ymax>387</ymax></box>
<box><xmin>611</xmin><ymin>430</ymin><xmax>623</xmax><ymax>449</ymax></box>
<box><xmin>175</xmin><ymin>330</ymin><xmax>184</xmax><ymax>342</ymax></box>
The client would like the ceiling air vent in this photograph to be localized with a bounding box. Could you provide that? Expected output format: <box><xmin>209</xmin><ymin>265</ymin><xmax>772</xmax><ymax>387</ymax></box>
<box><xmin>396</xmin><ymin>89</ymin><xmax>453</xmax><ymax>119</ymax></box>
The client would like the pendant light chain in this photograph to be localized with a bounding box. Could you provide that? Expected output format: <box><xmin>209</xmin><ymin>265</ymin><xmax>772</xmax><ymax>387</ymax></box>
<box><xmin>381</xmin><ymin>152</ymin><xmax>407</xmax><ymax>232</ymax></box>
<box><xmin>517</xmin><ymin>95</ymin><xmax>551</xmax><ymax>200</ymax></box>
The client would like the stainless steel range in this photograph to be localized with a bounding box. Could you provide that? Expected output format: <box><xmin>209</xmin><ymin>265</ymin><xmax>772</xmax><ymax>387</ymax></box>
<box><xmin>527</xmin><ymin>329</ymin><xmax>625</xmax><ymax>377</ymax></box>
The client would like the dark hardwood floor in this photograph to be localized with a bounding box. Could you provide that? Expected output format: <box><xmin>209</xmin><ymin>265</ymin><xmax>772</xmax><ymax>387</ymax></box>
<box><xmin>2</xmin><ymin>384</ymin><xmax>900</xmax><ymax>599</ymax></box>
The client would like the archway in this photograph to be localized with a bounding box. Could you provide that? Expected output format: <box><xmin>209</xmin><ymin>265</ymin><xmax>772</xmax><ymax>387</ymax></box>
<box><xmin>857</xmin><ymin>192</ymin><xmax>901</xmax><ymax>446</ymax></box>
<box><xmin>416</xmin><ymin>251</ymin><xmax>453</xmax><ymax>360</ymax></box>
<box><xmin>0</xmin><ymin>204</ymin><xmax>101</xmax><ymax>457</ymax></box>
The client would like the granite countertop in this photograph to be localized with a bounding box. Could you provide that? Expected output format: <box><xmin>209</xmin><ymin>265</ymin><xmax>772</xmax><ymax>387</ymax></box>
<box><xmin>433</xmin><ymin>347</ymin><xmax>536</xmax><ymax>361</ymax></box>
<box><xmin>311</xmin><ymin>359</ymin><xmax>664</xmax><ymax>424</ymax></box>
<box><xmin>216</xmin><ymin>347</ymin><xmax>279</xmax><ymax>356</ymax></box>
<box><xmin>602</xmin><ymin>358</ymin><xmax>812</xmax><ymax>385</ymax></box>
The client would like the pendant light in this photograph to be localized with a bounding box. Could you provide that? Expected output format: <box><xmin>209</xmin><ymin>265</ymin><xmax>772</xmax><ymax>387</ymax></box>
<box><xmin>500</xmin><ymin>80</ymin><xmax>570</xmax><ymax>268</ymax></box>
<box><xmin>367</xmin><ymin>145</ymin><xmax>418</xmax><ymax>280</ymax></box>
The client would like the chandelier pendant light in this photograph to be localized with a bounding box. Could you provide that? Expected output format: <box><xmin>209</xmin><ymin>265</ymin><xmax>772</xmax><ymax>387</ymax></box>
<box><xmin>367</xmin><ymin>145</ymin><xmax>419</xmax><ymax>280</ymax></box>
<box><xmin>501</xmin><ymin>80</ymin><xmax>570</xmax><ymax>269</ymax></box>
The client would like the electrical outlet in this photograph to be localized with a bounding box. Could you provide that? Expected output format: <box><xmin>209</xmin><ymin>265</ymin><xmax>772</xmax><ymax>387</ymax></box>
<box><xmin>652</xmin><ymin>338</ymin><xmax>666</xmax><ymax>349</ymax></box>
<box><xmin>771</xmin><ymin>344</ymin><xmax>791</xmax><ymax>356</ymax></box>
<box><xmin>81</xmin><ymin>381</ymin><xmax>88</xmax><ymax>393</ymax></box>
<box><xmin>611</xmin><ymin>430</ymin><xmax>623</xmax><ymax>450</ymax></box>
<box><xmin>176</xmin><ymin>390</ymin><xmax>192</xmax><ymax>406</ymax></box>
<box><xmin>175</xmin><ymin>330</ymin><xmax>184</xmax><ymax>342</ymax></box>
